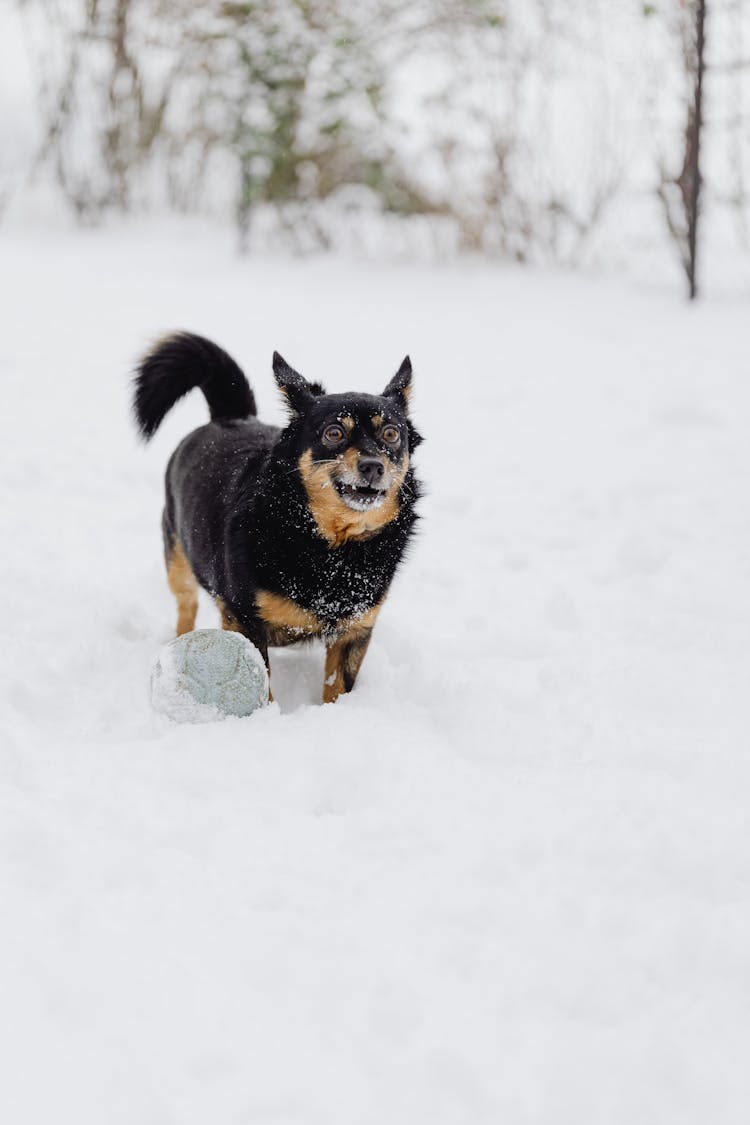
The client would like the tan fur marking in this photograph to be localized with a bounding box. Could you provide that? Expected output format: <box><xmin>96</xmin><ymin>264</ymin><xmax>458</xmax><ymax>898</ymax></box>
<box><xmin>341</xmin><ymin>447</ymin><xmax>360</xmax><ymax>472</ymax></box>
<box><xmin>323</xmin><ymin>603</ymin><xmax>381</xmax><ymax>703</ymax></box>
<box><xmin>340</xmin><ymin>416</ymin><xmax>354</xmax><ymax>433</ymax></box>
<box><xmin>166</xmin><ymin>540</ymin><xmax>199</xmax><ymax>636</ymax></box>
<box><xmin>298</xmin><ymin>449</ymin><xmax>409</xmax><ymax>548</ymax></box>
<box><xmin>323</xmin><ymin>645</ymin><xmax>347</xmax><ymax>704</ymax></box>
<box><xmin>255</xmin><ymin>590</ymin><xmax>323</xmax><ymax>637</ymax></box>
<box><xmin>339</xmin><ymin>603</ymin><xmax>381</xmax><ymax>635</ymax></box>
<box><xmin>371</xmin><ymin>414</ymin><xmax>383</xmax><ymax>428</ymax></box>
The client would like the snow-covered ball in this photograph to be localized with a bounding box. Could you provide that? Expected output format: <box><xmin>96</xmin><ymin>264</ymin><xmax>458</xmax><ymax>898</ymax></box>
<box><xmin>150</xmin><ymin>629</ymin><xmax>269</xmax><ymax>722</ymax></box>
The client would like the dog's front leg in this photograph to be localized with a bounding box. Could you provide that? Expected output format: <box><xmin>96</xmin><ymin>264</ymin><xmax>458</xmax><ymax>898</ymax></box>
<box><xmin>323</xmin><ymin>628</ymin><xmax>374</xmax><ymax>704</ymax></box>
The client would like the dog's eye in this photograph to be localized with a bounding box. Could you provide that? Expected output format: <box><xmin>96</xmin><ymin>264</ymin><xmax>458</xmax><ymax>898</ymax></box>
<box><xmin>382</xmin><ymin>426</ymin><xmax>400</xmax><ymax>444</ymax></box>
<box><xmin>322</xmin><ymin>424</ymin><xmax>345</xmax><ymax>445</ymax></box>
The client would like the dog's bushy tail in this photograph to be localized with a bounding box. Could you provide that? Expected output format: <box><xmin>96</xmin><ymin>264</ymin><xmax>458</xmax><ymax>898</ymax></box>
<box><xmin>133</xmin><ymin>332</ymin><xmax>256</xmax><ymax>440</ymax></box>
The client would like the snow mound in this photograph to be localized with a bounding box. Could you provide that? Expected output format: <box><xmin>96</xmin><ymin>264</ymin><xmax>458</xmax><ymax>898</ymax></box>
<box><xmin>150</xmin><ymin>628</ymin><xmax>269</xmax><ymax>722</ymax></box>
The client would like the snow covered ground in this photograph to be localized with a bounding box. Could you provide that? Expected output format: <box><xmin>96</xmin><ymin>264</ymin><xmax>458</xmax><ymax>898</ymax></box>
<box><xmin>1</xmin><ymin>222</ymin><xmax>749</xmax><ymax>1123</ymax></box>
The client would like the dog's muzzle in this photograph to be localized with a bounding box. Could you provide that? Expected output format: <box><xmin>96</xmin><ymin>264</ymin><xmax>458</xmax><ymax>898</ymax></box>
<box><xmin>334</xmin><ymin>456</ymin><xmax>390</xmax><ymax>510</ymax></box>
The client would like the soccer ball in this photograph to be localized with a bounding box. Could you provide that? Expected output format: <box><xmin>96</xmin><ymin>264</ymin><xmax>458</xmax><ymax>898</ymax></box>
<box><xmin>150</xmin><ymin>628</ymin><xmax>269</xmax><ymax>722</ymax></box>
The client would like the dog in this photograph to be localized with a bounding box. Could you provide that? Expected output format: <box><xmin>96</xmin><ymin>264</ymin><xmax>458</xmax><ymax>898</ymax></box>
<box><xmin>133</xmin><ymin>333</ymin><xmax>422</xmax><ymax>703</ymax></box>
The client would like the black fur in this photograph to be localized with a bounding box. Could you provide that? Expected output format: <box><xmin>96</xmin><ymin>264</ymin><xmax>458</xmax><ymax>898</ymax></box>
<box><xmin>133</xmin><ymin>332</ymin><xmax>256</xmax><ymax>439</ymax></box>
<box><xmin>134</xmin><ymin>332</ymin><xmax>422</xmax><ymax>700</ymax></box>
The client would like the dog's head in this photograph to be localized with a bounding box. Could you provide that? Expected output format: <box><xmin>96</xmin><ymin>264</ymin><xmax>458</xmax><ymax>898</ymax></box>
<box><xmin>273</xmin><ymin>352</ymin><xmax>422</xmax><ymax>546</ymax></box>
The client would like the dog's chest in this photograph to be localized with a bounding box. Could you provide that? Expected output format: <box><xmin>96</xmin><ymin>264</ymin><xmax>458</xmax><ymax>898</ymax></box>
<box><xmin>255</xmin><ymin>547</ymin><xmax>389</xmax><ymax>643</ymax></box>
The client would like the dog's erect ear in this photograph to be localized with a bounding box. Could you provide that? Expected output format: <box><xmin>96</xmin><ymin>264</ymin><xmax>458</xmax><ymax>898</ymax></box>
<box><xmin>273</xmin><ymin>351</ymin><xmax>325</xmax><ymax>414</ymax></box>
<box><xmin>385</xmin><ymin>356</ymin><xmax>422</xmax><ymax>450</ymax></box>
<box><xmin>383</xmin><ymin>356</ymin><xmax>412</xmax><ymax>408</ymax></box>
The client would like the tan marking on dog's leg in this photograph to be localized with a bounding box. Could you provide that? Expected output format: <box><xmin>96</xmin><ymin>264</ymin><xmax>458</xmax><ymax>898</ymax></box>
<box><xmin>323</xmin><ymin>629</ymin><xmax>374</xmax><ymax>704</ymax></box>
<box><xmin>166</xmin><ymin>540</ymin><xmax>199</xmax><ymax>636</ymax></box>
<box><xmin>323</xmin><ymin>642</ymin><xmax>346</xmax><ymax>704</ymax></box>
<box><xmin>323</xmin><ymin>603</ymin><xmax>381</xmax><ymax>703</ymax></box>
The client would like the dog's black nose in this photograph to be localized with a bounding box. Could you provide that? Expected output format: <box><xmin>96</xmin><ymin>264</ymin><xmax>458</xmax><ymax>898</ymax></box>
<box><xmin>358</xmin><ymin>457</ymin><xmax>385</xmax><ymax>486</ymax></box>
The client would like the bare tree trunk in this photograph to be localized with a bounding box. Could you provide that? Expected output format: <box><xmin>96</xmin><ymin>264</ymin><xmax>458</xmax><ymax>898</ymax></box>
<box><xmin>656</xmin><ymin>0</ymin><xmax>708</xmax><ymax>299</ymax></box>
<box><xmin>686</xmin><ymin>0</ymin><xmax>706</xmax><ymax>299</ymax></box>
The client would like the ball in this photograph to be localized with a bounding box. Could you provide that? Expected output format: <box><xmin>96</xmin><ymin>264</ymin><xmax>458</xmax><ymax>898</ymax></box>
<box><xmin>150</xmin><ymin>628</ymin><xmax>269</xmax><ymax>722</ymax></box>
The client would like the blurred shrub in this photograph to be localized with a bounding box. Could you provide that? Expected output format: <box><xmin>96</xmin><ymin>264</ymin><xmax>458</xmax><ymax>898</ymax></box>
<box><xmin>20</xmin><ymin>0</ymin><xmax>750</xmax><ymax>274</ymax></box>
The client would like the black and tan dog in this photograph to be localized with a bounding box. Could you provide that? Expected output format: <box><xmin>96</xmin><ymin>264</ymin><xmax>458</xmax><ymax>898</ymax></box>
<box><xmin>133</xmin><ymin>333</ymin><xmax>422</xmax><ymax>703</ymax></box>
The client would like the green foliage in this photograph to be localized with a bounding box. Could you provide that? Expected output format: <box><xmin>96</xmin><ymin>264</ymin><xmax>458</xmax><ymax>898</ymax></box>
<box><xmin>213</xmin><ymin>0</ymin><xmax>394</xmax><ymax>230</ymax></box>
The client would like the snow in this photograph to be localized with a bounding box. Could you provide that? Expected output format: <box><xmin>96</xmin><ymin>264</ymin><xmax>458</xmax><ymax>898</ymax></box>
<box><xmin>1</xmin><ymin>222</ymin><xmax>749</xmax><ymax>1122</ymax></box>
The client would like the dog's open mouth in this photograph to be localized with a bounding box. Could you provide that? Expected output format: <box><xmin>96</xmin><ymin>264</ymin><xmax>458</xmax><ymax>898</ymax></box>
<box><xmin>334</xmin><ymin>480</ymin><xmax>387</xmax><ymax>511</ymax></box>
